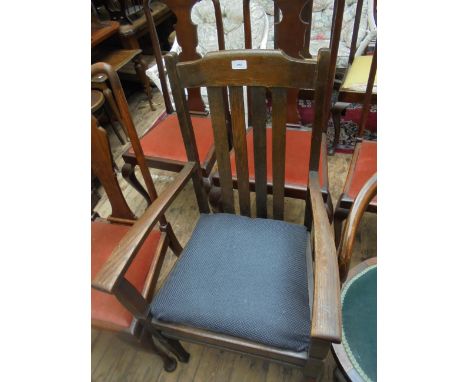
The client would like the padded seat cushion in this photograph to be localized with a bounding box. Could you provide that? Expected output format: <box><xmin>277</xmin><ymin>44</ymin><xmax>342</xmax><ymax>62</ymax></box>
<box><xmin>92</xmin><ymin>221</ymin><xmax>161</xmax><ymax>330</ymax></box>
<box><xmin>342</xmin><ymin>265</ymin><xmax>377</xmax><ymax>381</ymax></box>
<box><xmin>129</xmin><ymin>114</ymin><xmax>214</xmax><ymax>163</ymax></box>
<box><xmin>231</xmin><ymin>127</ymin><xmax>324</xmax><ymax>188</ymax></box>
<box><xmin>151</xmin><ymin>213</ymin><xmax>311</xmax><ymax>352</ymax></box>
<box><xmin>346</xmin><ymin>140</ymin><xmax>377</xmax><ymax>201</ymax></box>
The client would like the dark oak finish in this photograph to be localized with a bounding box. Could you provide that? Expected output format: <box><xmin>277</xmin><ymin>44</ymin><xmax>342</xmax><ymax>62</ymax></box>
<box><xmin>251</xmin><ymin>86</ymin><xmax>268</xmax><ymax>218</ymax></box>
<box><xmin>229</xmin><ymin>86</ymin><xmax>251</xmax><ymax>217</ymax></box>
<box><xmin>109</xmin><ymin>49</ymin><xmax>343</xmax><ymax>380</ymax></box>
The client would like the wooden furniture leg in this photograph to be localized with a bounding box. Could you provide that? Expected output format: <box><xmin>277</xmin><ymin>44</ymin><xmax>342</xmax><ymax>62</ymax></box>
<box><xmin>133</xmin><ymin>55</ymin><xmax>155</xmax><ymax>111</ymax></box>
<box><xmin>140</xmin><ymin>330</ymin><xmax>178</xmax><ymax>372</ymax></box>
<box><xmin>329</xmin><ymin>102</ymin><xmax>350</xmax><ymax>155</ymax></box>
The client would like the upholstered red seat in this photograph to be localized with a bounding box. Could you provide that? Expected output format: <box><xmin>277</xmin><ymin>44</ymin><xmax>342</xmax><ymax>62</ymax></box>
<box><xmin>91</xmin><ymin>221</ymin><xmax>161</xmax><ymax>330</ymax></box>
<box><xmin>231</xmin><ymin>127</ymin><xmax>325</xmax><ymax>188</ymax></box>
<box><xmin>346</xmin><ymin>140</ymin><xmax>377</xmax><ymax>200</ymax></box>
<box><xmin>129</xmin><ymin>114</ymin><xmax>214</xmax><ymax>163</ymax></box>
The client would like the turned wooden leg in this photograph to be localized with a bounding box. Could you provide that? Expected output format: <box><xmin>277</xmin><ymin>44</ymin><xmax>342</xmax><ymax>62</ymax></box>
<box><xmin>102</xmin><ymin>86</ymin><xmax>129</xmax><ymax>140</ymax></box>
<box><xmin>329</xmin><ymin>102</ymin><xmax>350</xmax><ymax>156</ymax></box>
<box><xmin>208</xmin><ymin>185</ymin><xmax>223</xmax><ymax>213</ymax></box>
<box><xmin>133</xmin><ymin>56</ymin><xmax>155</xmax><ymax>111</ymax></box>
<box><xmin>304</xmin><ymin>339</ymin><xmax>330</xmax><ymax>382</ymax></box>
<box><xmin>121</xmin><ymin>163</ymin><xmax>151</xmax><ymax>206</ymax></box>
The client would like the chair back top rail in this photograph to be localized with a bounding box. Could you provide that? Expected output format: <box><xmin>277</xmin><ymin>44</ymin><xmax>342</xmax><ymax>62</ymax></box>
<box><xmin>338</xmin><ymin>173</ymin><xmax>377</xmax><ymax>282</ymax></box>
<box><xmin>166</xmin><ymin>49</ymin><xmax>332</xmax><ymax>219</ymax></box>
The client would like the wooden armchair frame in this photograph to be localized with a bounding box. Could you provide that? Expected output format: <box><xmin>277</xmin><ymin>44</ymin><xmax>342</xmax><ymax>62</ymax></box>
<box><xmin>94</xmin><ymin>49</ymin><xmax>341</xmax><ymax>380</ymax></box>
<box><xmin>91</xmin><ymin>62</ymin><xmax>209</xmax><ymax>371</ymax></box>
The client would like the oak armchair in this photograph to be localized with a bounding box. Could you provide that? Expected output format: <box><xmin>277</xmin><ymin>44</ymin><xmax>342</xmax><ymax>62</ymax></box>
<box><xmin>94</xmin><ymin>49</ymin><xmax>341</xmax><ymax>380</ymax></box>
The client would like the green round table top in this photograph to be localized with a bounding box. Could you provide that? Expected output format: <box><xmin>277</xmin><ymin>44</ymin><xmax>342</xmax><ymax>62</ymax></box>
<box><xmin>341</xmin><ymin>264</ymin><xmax>377</xmax><ymax>381</ymax></box>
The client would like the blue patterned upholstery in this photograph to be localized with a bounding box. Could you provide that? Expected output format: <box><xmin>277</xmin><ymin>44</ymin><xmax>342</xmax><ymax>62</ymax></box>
<box><xmin>150</xmin><ymin>213</ymin><xmax>311</xmax><ymax>352</ymax></box>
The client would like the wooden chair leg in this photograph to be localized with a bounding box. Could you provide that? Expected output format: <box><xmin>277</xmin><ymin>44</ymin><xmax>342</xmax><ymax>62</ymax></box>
<box><xmin>133</xmin><ymin>56</ymin><xmax>155</xmax><ymax>111</ymax></box>
<box><xmin>304</xmin><ymin>339</ymin><xmax>329</xmax><ymax>382</ymax></box>
<box><xmin>103</xmin><ymin>103</ymin><xmax>126</xmax><ymax>145</ymax></box>
<box><xmin>329</xmin><ymin>102</ymin><xmax>350</xmax><ymax>156</ymax></box>
<box><xmin>140</xmin><ymin>331</ymin><xmax>178</xmax><ymax>372</ymax></box>
<box><xmin>102</xmin><ymin>86</ymin><xmax>129</xmax><ymax>140</ymax></box>
<box><xmin>121</xmin><ymin>163</ymin><xmax>151</xmax><ymax>206</ymax></box>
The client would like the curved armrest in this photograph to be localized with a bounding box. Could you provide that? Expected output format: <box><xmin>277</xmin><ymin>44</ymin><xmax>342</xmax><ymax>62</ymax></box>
<box><xmin>338</xmin><ymin>173</ymin><xmax>377</xmax><ymax>282</ymax></box>
<box><xmin>92</xmin><ymin>162</ymin><xmax>196</xmax><ymax>294</ymax></box>
<box><xmin>309</xmin><ymin>172</ymin><xmax>342</xmax><ymax>343</ymax></box>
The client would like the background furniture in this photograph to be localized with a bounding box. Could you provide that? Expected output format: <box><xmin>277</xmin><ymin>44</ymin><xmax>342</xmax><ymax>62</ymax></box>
<box><xmin>91</xmin><ymin>89</ymin><xmax>127</xmax><ymax>144</ymax></box>
<box><xmin>102</xmin><ymin>49</ymin><xmax>338</xmax><ymax>380</ymax></box>
<box><xmin>330</xmin><ymin>0</ymin><xmax>377</xmax><ymax>154</ymax></box>
<box><xmin>91</xmin><ymin>61</ymin><xmax>194</xmax><ymax>371</ymax></box>
<box><xmin>92</xmin><ymin>5</ymin><xmax>156</xmax><ymax>111</ymax></box>
<box><xmin>333</xmin><ymin>174</ymin><xmax>377</xmax><ymax>382</ymax></box>
<box><xmin>121</xmin><ymin>0</ymin><xmax>228</xmax><ymax>193</ymax></box>
<box><xmin>333</xmin><ymin>49</ymin><xmax>376</xmax><ymax>245</ymax></box>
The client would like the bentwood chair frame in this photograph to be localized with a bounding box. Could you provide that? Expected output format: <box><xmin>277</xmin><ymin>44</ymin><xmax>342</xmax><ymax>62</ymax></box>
<box><xmin>333</xmin><ymin>174</ymin><xmax>377</xmax><ymax>381</ymax></box>
<box><xmin>333</xmin><ymin>51</ymin><xmax>377</xmax><ymax>246</ymax></box>
<box><xmin>93</xmin><ymin>48</ymin><xmax>341</xmax><ymax>381</ymax></box>
<box><xmin>91</xmin><ymin>62</ymin><xmax>204</xmax><ymax>371</ymax></box>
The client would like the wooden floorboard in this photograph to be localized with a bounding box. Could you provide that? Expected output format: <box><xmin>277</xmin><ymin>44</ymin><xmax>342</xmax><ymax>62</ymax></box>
<box><xmin>92</xmin><ymin>88</ymin><xmax>376</xmax><ymax>381</ymax></box>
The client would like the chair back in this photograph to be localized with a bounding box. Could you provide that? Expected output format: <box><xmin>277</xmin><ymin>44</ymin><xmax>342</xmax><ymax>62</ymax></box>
<box><xmin>338</xmin><ymin>173</ymin><xmax>377</xmax><ymax>281</ymax></box>
<box><xmin>166</xmin><ymin>49</ymin><xmax>332</xmax><ymax>220</ymax></box>
<box><xmin>91</xmin><ymin>116</ymin><xmax>136</xmax><ymax>221</ymax></box>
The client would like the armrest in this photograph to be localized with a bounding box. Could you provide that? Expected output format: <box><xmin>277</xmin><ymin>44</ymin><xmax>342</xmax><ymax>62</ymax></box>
<box><xmin>309</xmin><ymin>172</ymin><xmax>342</xmax><ymax>343</ymax></box>
<box><xmin>92</xmin><ymin>162</ymin><xmax>196</xmax><ymax>294</ymax></box>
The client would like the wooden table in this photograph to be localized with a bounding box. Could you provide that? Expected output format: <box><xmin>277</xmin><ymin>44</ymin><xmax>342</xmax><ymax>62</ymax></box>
<box><xmin>118</xmin><ymin>2</ymin><xmax>172</xmax><ymax>50</ymax></box>
<box><xmin>92</xmin><ymin>21</ymin><xmax>120</xmax><ymax>48</ymax></box>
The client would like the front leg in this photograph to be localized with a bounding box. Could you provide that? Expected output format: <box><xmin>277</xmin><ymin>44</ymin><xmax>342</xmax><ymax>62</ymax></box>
<box><xmin>329</xmin><ymin>102</ymin><xmax>350</xmax><ymax>155</ymax></box>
